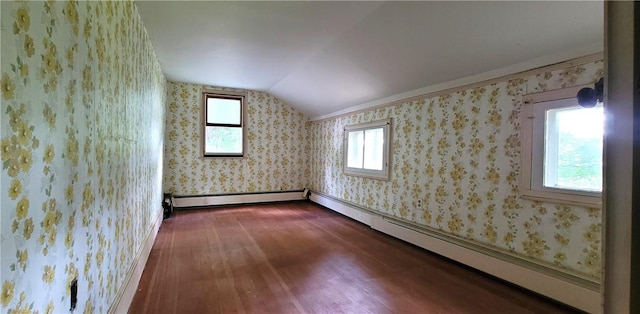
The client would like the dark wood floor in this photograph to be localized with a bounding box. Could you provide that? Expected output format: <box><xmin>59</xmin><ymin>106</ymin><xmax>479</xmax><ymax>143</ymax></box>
<box><xmin>129</xmin><ymin>201</ymin><xmax>578</xmax><ymax>314</ymax></box>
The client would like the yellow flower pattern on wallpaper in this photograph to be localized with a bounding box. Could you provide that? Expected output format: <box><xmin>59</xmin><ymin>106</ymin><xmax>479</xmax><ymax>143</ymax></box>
<box><xmin>309</xmin><ymin>60</ymin><xmax>604</xmax><ymax>279</ymax></box>
<box><xmin>2</xmin><ymin>1</ymin><xmax>165</xmax><ymax>313</ymax></box>
<box><xmin>1</xmin><ymin>2</ymin><xmax>605</xmax><ymax>313</ymax></box>
<box><xmin>163</xmin><ymin>83</ymin><xmax>310</xmax><ymax>195</ymax></box>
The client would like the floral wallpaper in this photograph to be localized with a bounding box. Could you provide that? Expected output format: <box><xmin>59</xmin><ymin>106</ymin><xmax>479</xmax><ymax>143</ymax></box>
<box><xmin>163</xmin><ymin>82</ymin><xmax>310</xmax><ymax>195</ymax></box>
<box><xmin>309</xmin><ymin>60</ymin><xmax>604</xmax><ymax>280</ymax></box>
<box><xmin>1</xmin><ymin>1</ymin><xmax>166</xmax><ymax>313</ymax></box>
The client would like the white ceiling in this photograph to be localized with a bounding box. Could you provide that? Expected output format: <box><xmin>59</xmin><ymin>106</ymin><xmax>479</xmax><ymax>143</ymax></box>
<box><xmin>135</xmin><ymin>1</ymin><xmax>603</xmax><ymax>119</ymax></box>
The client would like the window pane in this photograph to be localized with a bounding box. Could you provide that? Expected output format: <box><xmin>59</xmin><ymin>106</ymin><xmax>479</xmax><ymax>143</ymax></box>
<box><xmin>205</xmin><ymin>126</ymin><xmax>243</xmax><ymax>154</ymax></box>
<box><xmin>363</xmin><ymin>128</ymin><xmax>384</xmax><ymax>170</ymax></box>
<box><xmin>207</xmin><ymin>97</ymin><xmax>241</xmax><ymax>125</ymax></box>
<box><xmin>347</xmin><ymin>131</ymin><xmax>364</xmax><ymax>168</ymax></box>
<box><xmin>544</xmin><ymin>104</ymin><xmax>603</xmax><ymax>192</ymax></box>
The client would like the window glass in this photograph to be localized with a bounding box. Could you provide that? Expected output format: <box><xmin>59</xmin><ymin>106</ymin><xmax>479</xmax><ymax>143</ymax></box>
<box><xmin>363</xmin><ymin>128</ymin><xmax>384</xmax><ymax>170</ymax></box>
<box><xmin>204</xmin><ymin>126</ymin><xmax>243</xmax><ymax>154</ymax></box>
<box><xmin>207</xmin><ymin>98</ymin><xmax>241</xmax><ymax>125</ymax></box>
<box><xmin>347</xmin><ymin>131</ymin><xmax>364</xmax><ymax>168</ymax></box>
<box><xmin>544</xmin><ymin>104</ymin><xmax>603</xmax><ymax>192</ymax></box>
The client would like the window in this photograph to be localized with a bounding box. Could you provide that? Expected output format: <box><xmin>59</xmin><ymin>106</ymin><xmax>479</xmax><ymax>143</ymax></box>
<box><xmin>203</xmin><ymin>92</ymin><xmax>245</xmax><ymax>157</ymax></box>
<box><xmin>344</xmin><ymin>119</ymin><xmax>391</xmax><ymax>180</ymax></box>
<box><xmin>521</xmin><ymin>86</ymin><xmax>603</xmax><ymax>206</ymax></box>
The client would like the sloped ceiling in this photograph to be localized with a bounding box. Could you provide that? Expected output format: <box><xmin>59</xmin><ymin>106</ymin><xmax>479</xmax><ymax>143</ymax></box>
<box><xmin>135</xmin><ymin>1</ymin><xmax>603</xmax><ymax>118</ymax></box>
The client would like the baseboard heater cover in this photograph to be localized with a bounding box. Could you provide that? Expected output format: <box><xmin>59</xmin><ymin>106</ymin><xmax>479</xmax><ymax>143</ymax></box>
<box><xmin>172</xmin><ymin>190</ymin><xmax>307</xmax><ymax>208</ymax></box>
<box><xmin>309</xmin><ymin>191</ymin><xmax>601</xmax><ymax>314</ymax></box>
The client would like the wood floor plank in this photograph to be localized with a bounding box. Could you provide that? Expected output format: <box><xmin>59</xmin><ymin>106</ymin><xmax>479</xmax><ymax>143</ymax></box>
<box><xmin>128</xmin><ymin>202</ymin><xmax>579</xmax><ymax>314</ymax></box>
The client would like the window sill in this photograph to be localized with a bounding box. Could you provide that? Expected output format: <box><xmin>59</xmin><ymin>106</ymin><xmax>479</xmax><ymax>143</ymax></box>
<box><xmin>520</xmin><ymin>189</ymin><xmax>602</xmax><ymax>208</ymax></box>
<box><xmin>202</xmin><ymin>154</ymin><xmax>245</xmax><ymax>158</ymax></box>
<box><xmin>344</xmin><ymin>170</ymin><xmax>390</xmax><ymax>181</ymax></box>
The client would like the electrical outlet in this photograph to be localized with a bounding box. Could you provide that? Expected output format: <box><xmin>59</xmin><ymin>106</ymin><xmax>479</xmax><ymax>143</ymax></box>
<box><xmin>70</xmin><ymin>278</ymin><xmax>77</xmax><ymax>312</ymax></box>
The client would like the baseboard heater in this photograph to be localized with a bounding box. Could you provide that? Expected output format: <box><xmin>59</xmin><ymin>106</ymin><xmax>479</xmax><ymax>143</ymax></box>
<box><xmin>309</xmin><ymin>191</ymin><xmax>601</xmax><ymax>314</ymax></box>
<box><xmin>172</xmin><ymin>190</ymin><xmax>307</xmax><ymax>208</ymax></box>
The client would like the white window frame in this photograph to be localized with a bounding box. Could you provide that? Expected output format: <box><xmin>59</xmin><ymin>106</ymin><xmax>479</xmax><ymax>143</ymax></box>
<box><xmin>202</xmin><ymin>91</ymin><xmax>246</xmax><ymax>158</ymax></box>
<box><xmin>521</xmin><ymin>85</ymin><xmax>602</xmax><ymax>207</ymax></box>
<box><xmin>343</xmin><ymin>119</ymin><xmax>392</xmax><ymax>180</ymax></box>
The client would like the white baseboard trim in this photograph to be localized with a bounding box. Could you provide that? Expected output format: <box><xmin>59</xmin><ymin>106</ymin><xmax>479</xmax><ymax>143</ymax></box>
<box><xmin>310</xmin><ymin>192</ymin><xmax>372</xmax><ymax>225</ymax></box>
<box><xmin>309</xmin><ymin>192</ymin><xmax>601</xmax><ymax>314</ymax></box>
<box><xmin>172</xmin><ymin>190</ymin><xmax>307</xmax><ymax>208</ymax></box>
<box><xmin>108</xmin><ymin>209</ymin><xmax>163</xmax><ymax>314</ymax></box>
